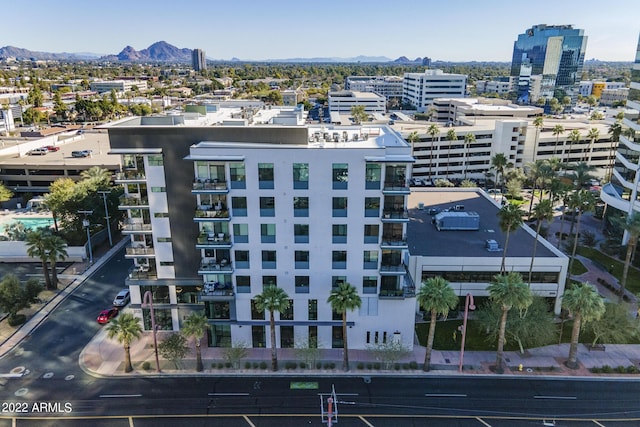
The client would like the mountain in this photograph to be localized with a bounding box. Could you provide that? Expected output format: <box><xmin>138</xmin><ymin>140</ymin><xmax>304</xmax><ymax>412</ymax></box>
<box><xmin>104</xmin><ymin>41</ymin><xmax>193</xmax><ymax>62</ymax></box>
<box><xmin>0</xmin><ymin>45</ymin><xmax>99</xmax><ymax>60</ymax></box>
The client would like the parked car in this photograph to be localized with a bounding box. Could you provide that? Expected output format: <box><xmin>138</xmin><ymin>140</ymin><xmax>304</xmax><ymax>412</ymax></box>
<box><xmin>44</xmin><ymin>145</ymin><xmax>60</xmax><ymax>152</ymax></box>
<box><xmin>28</xmin><ymin>147</ymin><xmax>48</xmax><ymax>155</ymax></box>
<box><xmin>112</xmin><ymin>289</ymin><xmax>130</xmax><ymax>307</ymax></box>
<box><xmin>71</xmin><ymin>150</ymin><xmax>92</xmax><ymax>158</ymax></box>
<box><xmin>96</xmin><ymin>308</ymin><xmax>118</xmax><ymax>324</ymax></box>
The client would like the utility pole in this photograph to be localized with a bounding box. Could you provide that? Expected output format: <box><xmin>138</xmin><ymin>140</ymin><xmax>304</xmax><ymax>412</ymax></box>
<box><xmin>97</xmin><ymin>190</ymin><xmax>113</xmax><ymax>247</ymax></box>
<box><xmin>78</xmin><ymin>210</ymin><xmax>93</xmax><ymax>264</ymax></box>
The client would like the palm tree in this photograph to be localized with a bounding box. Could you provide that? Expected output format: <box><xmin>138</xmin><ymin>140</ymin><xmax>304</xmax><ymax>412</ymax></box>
<box><xmin>416</xmin><ymin>277</ymin><xmax>458</xmax><ymax>371</ymax></box>
<box><xmin>25</xmin><ymin>230</ymin><xmax>52</xmax><ymax>290</ymax></box>
<box><xmin>552</xmin><ymin>125</ymin><xmax>565</xmax><ymax>157</ymax></box>
<box><xmin>445</xmin><ymin>129</ymin><xmax>457</xmax><ymax>177</ymax></box>
<box><xmin>427</xmin><ymin>124</ymin><xmax>440</xmax><ymax>179</ymax></box>
<box><xmin>532</xmin><ymin>116</ymin><xmax>544</xmax><ymax>161</ymax></box>
<box><xmin>327</xmin><ymin>282</ymin><xmax>362</xmax><ymax>371</ymax></box>
<box><xmin>566</xmin><ymin>129</ymin><xmax>580</xmax><ymax>164</ymax></box>
<box><xmin>487</xmin><ymin>272</ymin><xmax>532</xmax><ymax>374</ymax></box>
<box><xmin>255</xmin><ymin>285</ymin><xmax>290</xmax><ymax>371</ymax></box>
<box><xmin>566</xmin><ymin>190</ymin><xmax>596</xmax><ymax>283</ymax></box>
<box><xmin>586</xmin><ymin>128</ymin><xmax>600</xmax><ymax>163</ymax></box>
<box><xmin>567</xmin><ymin>161</ymin><xmax>596</xmax><ymax>191</ymax></box>
<box><xmin>497</xmin><ymin>204</ymin><xmax>524</xmax><ymax>273</ymax></box>
<box><xmin>525</xmin><ymin>159</ymin><xmax>546</xmax><ymax>216</ymax></box>
<box><xmin>44</xmin><ymin>235</ymin><xmax>68</xmax><ymax>288</ymax></box>
<box><xmin>106</xmin><ymin>312</ymin><xmax>143</xmax><ymax>373</ymax></box>
<box><xmin>619</xmin><ymin>213</ymin><xmax>640</xmax><ymax>303</ymax></box>
<box><xmin>80</xmin><ymin>166</ymin><xmax>112</xmax><ymax>186</ymax></box>
<box><xmin>607</xmin><ymin>121</ymin><xmax>622</xmax><ymax>180</ymax></box>
<box><xmin>562</xmin><ymin>282</ymin><xmax>605</xmax><ymax>369</ymax></box>
<box><xmin>490</xmin><ymin>153</ymin><xmax>509</xmax><ymax>194</ymax></box>
<box><xmin>528</xmin><ymin>200</ymin><xmax>554</xmax><ymax>284</ymax></box>
<box><xmin>182</xmin><ymin>311</ymin><xmax>209</xmax><ymax>372</ymax></box>
<box><xmin>463</xmin><ymin>133</ymin><xmax>476</xmax><ymax>180</ymax></box>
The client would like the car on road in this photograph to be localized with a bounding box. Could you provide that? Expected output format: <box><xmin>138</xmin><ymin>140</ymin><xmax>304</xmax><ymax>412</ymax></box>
<box><xmin>44</xmin><ymin>145</ymin><xmax>60</xmax><ymax>152</ymax></box>
<box><xmin>112</xmin><ymin>289</ymin><xmax>130</xmax><ymax>307</ymax></box>
<box><xmin>97</xmin><ymin>308</ymin><xmax>118</xmax><ymax>324</ymax></box>
<box><xmin>71</xmin><ymin>150</ymin><xmax>92</xmax><ymax>158</ymax></box>
<box><xmin>28</xmin><ymin>147</ymin><xmax>49</xmax><ymax>155</ymax></box>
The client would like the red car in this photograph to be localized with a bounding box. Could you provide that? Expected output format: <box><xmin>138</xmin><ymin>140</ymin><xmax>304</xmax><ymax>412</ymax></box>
<box><xmin>45</xmin><ymin>145</ymin><xmax>60</xmax><ymax>152</ymax></box>
<box><xmin>97</xmin><ymin>308</ymin><xmax>118</xmax><ymax>324</ymax></box>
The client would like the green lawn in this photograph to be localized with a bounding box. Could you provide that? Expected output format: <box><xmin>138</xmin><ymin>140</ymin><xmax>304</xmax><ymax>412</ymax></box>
<box><xmin>577</xmin><ymin>246</ymin><xmax>640</xmax><ymax>295</ymax></box>
<box><xmin>570</xmin><ymin>258</ymin><xmax>588</xmax><ymax>275</ymax></box>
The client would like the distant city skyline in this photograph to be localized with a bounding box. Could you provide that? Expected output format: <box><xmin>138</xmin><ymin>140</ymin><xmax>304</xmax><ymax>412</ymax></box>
<box><xmin>3</xmin><ymin>0</ymin><xmax>639</xmax><ymax>62</ymax></box>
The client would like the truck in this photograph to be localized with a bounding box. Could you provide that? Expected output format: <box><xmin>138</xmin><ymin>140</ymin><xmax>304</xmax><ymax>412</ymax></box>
<box><xmin>434</xmin><ymin>211</ymin><xmax>480</xmax><ymax>231</ymax></box>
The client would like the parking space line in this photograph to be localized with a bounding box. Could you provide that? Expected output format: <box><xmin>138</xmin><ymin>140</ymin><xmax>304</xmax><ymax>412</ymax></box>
<box><xmin>592</xmin><ymin>421</ymin><xmax>606</xmax><ymax>427</ymax></box>
<box><xmin>129</xmin><ymin>416</ymin><xmax>134</xmax><ymax>427</ymax></box>
<box><xmin>476</xmin><ymin>417</ymin><xmax>493</xmax><ymax>427</ymax></box>
<box><xmin>243</xmin><ymin>415</ymin><xmax>257</xmax><ymax>427</ymax></box>
<box><xmin>359</xmin><ymin>415</ymin><xmax>375</xmax><ymax>427</ymax></box>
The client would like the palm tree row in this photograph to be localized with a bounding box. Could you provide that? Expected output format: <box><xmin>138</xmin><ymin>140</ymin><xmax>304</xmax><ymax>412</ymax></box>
<box><xmin>25</xmin><ymin>229</ymin><xmax>68</xmax><ymax>290</ymax></box>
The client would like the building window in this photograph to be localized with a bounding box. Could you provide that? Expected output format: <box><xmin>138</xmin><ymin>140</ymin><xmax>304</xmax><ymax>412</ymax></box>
<box><xmin>229</xmin><ymin>162</ymin><xmax>246</xmax><ymax>189</ymax></box>
<box><xmin>332</xmin><ymin>197</ymin><xmax>347</xmax><ymax>217</ymax></box>
<box><xmin>332</xmin><ymin>325</ymin><xmax>344</xmax><ymax>348</ymax></box>
<box><xmin>365</xmin><ymin>163</ymin><xmax>381</xmax><ymax>189</ymax></box>
<box><xmin>231</xmin><ymin>197</ymin><xmax>247</xmax><ymax>217</ymax></box>
<box><xmin>206</xmin><ymin>301</ymin><xmax>231</xmax><ymax>320</ymax></box>
<box><xmin>280</xmin><ymin>300</ymin><xmax>294</xmax><ymax>320</ymax></box>
<box><xmin>148</xmin><ymin>155</ymin><xmax>163</xmax><ymax>166</ymax></box>
<box><xmin>332</xmin><ymin>251</ymin><xmax>347</xmax><ymax>269</ymax></box>
<box><xmin>332</xmin><ymin>163</ymin><xmax>348</xmax><ymax>189</ymax></box>
<box><xmin>364</xmin><ymin>197</ymin><xmax>380</xmax><ymax>217</ymax></box>
<box><xmin>293</xmin><ymin>163</ymin><xmax>309</xmax><ymax>189</ymax></box>
<box><xmin>252</xmin><ymin>325</ymin><xmax>266</xmax><ymax>348</ymax></box>
<box><xmin>295</xmin><ymin>276</ymin><xmax>310</xmax><ymax>293</ymax></box>
<box><xmin>176</xmin><ymin>285</ymin><xmax>200</xmax><ymax>303</ymax></box>
<box><xmin>260</xmin><ymin>197</ymin><xmax>275</xmax><ymax>217</ymax></box>
<box><xmin>154</xmin><ymin>212</ymin><xmax>169</xmax><ymax>218</ymax></box>
<box><xmin>236</xmin><ymin>276</ymin><xmax>250</xmax><ymax>293</ymax></box>
<box><xmin>258</xmin><ymin>163</ymin><xmax>274</xmax><ymax>189</ymax></box>
<box><xmin>332</xmin><ymin>276</ymin><xmax>346</xmax><ymax>291</ymax></box>
<box><xmin>309</xmin><ymin>326</ymin><xmax>317</xmax><ymax>346</ymax></box>
<box><xmin>332</xmin><ymin>224</ymin><xmax>347</xmax><ymax>244</ymax></box>
<box><xmin>364</xmin><ymin>224</ymin><xmax>379</xmax><ymax>244</ymax></box>
<box><xmin>251</xmin><ymin>299</ymin><xmax>263</xmax><ymax>320</ymax></box>
<box><xmin>294</xmin><ymin>224</ymin><xmax>309</xmax><ymax>243</ymax></box>
<box><xmin>295</xmin><ymin>250</ymin><xmax>309</xmax><ymax>269</ymax></box>
<box><xmin>363</xmin><ymin>250</ymin><xmax>379</xmax><ymax>269</ymax></box>
<box><xmin>280</xmin><ymin>325</ymin><xmax>294</xmax><ymax>348</ymax></box>
<box><xmin>294</xmin><ymin>196</ymin><xmax>309</xmax><ymax>217</ymax></box>
<box><xmin>359</xmin><ymin>297</ymin><xmax>379</xmax><ymax>316</ymax></box>
<box><xmin>157</xmin><ymin>237</ymin><xmax>172</xmax><ymax>242</ymax></box>
<box><xmin>233</xmin><ymin>223</ymin><xmax>249</xmax><ymax>243</ymax></box>
<box><xmin>363</xmin><ymin>276</ymin><xmax>377</xmax><ymax>294</ymax></box>
<box><xmin>209</xmin><ymin>325</ymin><xmax>231</xmax><ymax>348</ymax></box>
<box><xmin>234</xmin><ymin>250</ymin><xmax>249</xmax><ymax>269</ymax></box>
<box><xmin>150</xmin><ymin>186</ymin><xmax>166</xmax><ymax>192</ymax></box>
<box><xmin>262</xmin><ymin>276</ymin><xmax>277</xmax><ymax>289</ymax></box>
<box><xmin>262</xmin><ymin>250</ymin><xmax>277</xmax><ymax>269</ymax></box>
<box><xmin>261</xmin><ymin>224</ymin><xmax>276</xmax><ymax>243</ymax></box>
<box><xmin>159</xmin><ymin>261</ymin><xmax>174</xmax><ymax>267</ymax></box>
<box><xmin>142</xmin><ymin>307</ymin><xmax>172</xmax><ymax>330</ymax></box>
<box><xmin>308</xmin><ymin>299</ymin><xmax>317</xmax><ymax>320</ymax></box>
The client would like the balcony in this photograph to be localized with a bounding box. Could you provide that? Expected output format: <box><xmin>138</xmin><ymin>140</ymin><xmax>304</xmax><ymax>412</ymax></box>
<box><xmin>125</xmin><ymin>246</ymin><xmax>156</xmax><ymax>258</ymax></box>
<box><xmin>115</xmin><ymin>171</ymin><xmax>146</xmax><ymax>183</ymax></box>
<box><xmin>198</xmin><ymin>259</ymin><xmax>233</xmax><ymax>274</ymax></box>
<box><xmin>380</xmin><ymin>235</ymin><xmax>408</xmax><ymax>249</ymax></box>
<box><xmin>200</xmin><ymin>281</ymin><xmax>234</xmax><ymax>301</ymax></box>
<box><xmin>379</xmin><ymin>286</ymin><xmax>416</xmax><ymax>299</ymax></box>
<box><xmin>194</xmin><ymin>208</ymin><xmax>230</xmax><ymax>221</ymax></box>
<box><xmin>119</xmin><ymin>196</ymin><xmax>149</xmax><ymax>209</ymax></box>
<box><xmin>381</xmin><ymin>210</ymin><xmax>409</xmax><ymax>222</ymax></box>
<box><xmin>192</xmin><ymin>180</ymin><xmax>229</xmax><ymax>193</ymax></box>
<box><xmin>379</xmin><ymin>262</ymin><xmax>406</xmax><ymax>275</ymax></box>
<box><xmin>127</xmin><ymin>265</ymin><xmax>157</xmax><ymax>281</ymax></box>
<box><xmin>122</xmin><ymin>222</ymin><xmax>152</xmax><ymax>234</ymax></box>
<box><xmin>196</xmin><ymin>232</ymin><xmax>232</xmax><ymax>248</ymax></box>
<box><xmin>382</xmin><ymin>180</ymin><xmax>410</xmax><ymax>195</ymax></box>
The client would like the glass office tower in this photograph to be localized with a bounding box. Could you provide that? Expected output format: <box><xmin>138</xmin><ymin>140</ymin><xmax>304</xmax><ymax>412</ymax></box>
<box><xmin>511</xmin><ymin>24</ymin><xmax>587</xmax><ymax>105</ymax></box>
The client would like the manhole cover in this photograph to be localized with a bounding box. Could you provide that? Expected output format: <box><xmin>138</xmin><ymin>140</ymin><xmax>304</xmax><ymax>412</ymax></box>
<box><xmin>43</xmin><ymin>372</ymin><xmax>54</xmax><ymax>379</ymax></box>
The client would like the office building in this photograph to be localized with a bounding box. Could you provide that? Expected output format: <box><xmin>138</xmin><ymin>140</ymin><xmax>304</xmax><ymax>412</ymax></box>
<box><xmin>511</xmin><ymin>24</ymin><xmax>587</xmax><ymax>105</ymax></box>
<box><xmin>328</xmin><ymin>91</ymin><xmax>386</xmax><ymax>115</ymax></box>
<box><xmin>345</xmin><ymin>76</ymin><xmax>404</xmax><ymax>100</ymax></box>
<box><xmin>402</xmin><ymin>70</ymin><xmax>467</xmax><ymax>112</ymax></box>
<box><xmin>89</xmin><ymin>80</ymin><xmax>148</xmax><ymax>94</ymax></box>
<box><xmin>192</xmin><ymin>49</ymin><xmax>206</xmax><ymax>72</ymax></box>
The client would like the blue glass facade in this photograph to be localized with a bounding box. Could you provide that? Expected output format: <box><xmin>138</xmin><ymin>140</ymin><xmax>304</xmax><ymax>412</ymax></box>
<box><xmin>511</xmin><ymin>24</ymin><xmax>587</xmax><ymax>104</ymax></box>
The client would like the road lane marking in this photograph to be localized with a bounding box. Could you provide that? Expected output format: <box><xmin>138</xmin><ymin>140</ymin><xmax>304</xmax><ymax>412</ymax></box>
<box><xmin>476</xmin><ymin>417</ymin><xmax>493</xmax><ymax>427</ymax></box>
<box><xmin>359</xmin><ymin>416</ymin><xmax>375</xmax><ymax>427</ymax></box>
<box><xmin>243</xmin><ymin>415</ymin><xmax>257</xmax><ymax>427</ymax></box>
<box><xmin>317</xmin><ymin>392</ymin><xmax>359</xmax><ymax>396</ymax></box>
<box><xmin>533</xmin><ymin>395</ymin><xmax>577</xmax><ymax>400</ymax></box>
<box><xmin>425</xmin><ymin>393</ymin><xmax>467</xmax><ymax>397</ymax></box>
<box><xmin>99</xmin><ymin>394</ymin><xmax>142</xmax><ymax>398</ymax></box>
<box><xmin>208</xmin><ymin>393</ymin><xmax>250</xmax><ymax>396</ymax></box>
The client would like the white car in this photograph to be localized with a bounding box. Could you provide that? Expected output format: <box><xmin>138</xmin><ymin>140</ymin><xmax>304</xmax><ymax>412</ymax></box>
<box><xmin>112</xmin><ymin>289</ymin><xmax>130</xmax><ymax>307</ymax></box>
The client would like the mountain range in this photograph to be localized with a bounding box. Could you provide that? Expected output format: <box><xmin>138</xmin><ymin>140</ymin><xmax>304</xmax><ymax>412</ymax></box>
<box><xmin>0</xmin><ymin>41</ymin><xmax>430</xmax><ymax>64</ymax></box>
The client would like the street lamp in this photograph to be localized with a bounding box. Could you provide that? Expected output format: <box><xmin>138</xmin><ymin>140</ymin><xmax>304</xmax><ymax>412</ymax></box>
<box><xmin>142</xmin><ymin>290</ymin><xmax>161</xmax><ymax>373</ymax></box>
<box><xmin>97</xmin><ymin>190</ymin><xmax>113</xmax><ymax>247</ymax></box>
<box><xmin>458</xmin><ymin>293</ymin><xmax>475</xmax><ymax>373</ymax></box>
<box><xmin>78</xmin><ymin>210</ymin><xmax>93</xmax><ymax>264</ymax></box>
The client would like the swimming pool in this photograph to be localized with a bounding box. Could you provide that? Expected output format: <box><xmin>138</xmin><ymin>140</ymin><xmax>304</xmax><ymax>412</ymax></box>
<box><xmin>1</xmin><ymin>217</ymin><xmax>54</xmax><ymax>232</ymax></box>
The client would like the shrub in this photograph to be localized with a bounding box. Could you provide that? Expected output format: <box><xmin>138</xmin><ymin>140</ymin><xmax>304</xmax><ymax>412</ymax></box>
<box><xmin>366</xmin><ymin>363</ymin><xmax>373</xmax><ymax>369</ymax></box>
<box><xmin>141</xmin><ymin>361</ymin><xmax>151</xmax><ymax>370</ymax></box>
<box><xmin>329</xmin><ymin>362</ymin><xmax>335</xmax><ymax>369</ymax></box>
<box><xmin>409</xmin><ymin>361</ymin><xmax>418</xmax><ymax>370</ymax></box>
<box><xmin>217</xmin><ymin>363</ymin><xmax>224</xmax><ymax>369</ymax></box>
<box><xmin>253</xmin><ymin>362</ymin><xmax>259</xmax><ymax>369</ymax></box>
<box><xmin>601</xmin><ymin>365</ymin><xmax>613</xmax><ymax>373</ymax></box>
<box><xmin>615</xmin><ymin>365</ymin><xmax>627</xmax><ymax>373</ymax></box>
<box><xmin>626</xmin><ymin>365</ymin><xmax>639</xmax><ymax>374</ymax></box>
<box><xmin>357</xmin><ymin>363</ymin><xmax>364</xmax><ymax>370</ymax></box>
<box><xmin>245</xmin><ymin>362</ymin><xmax>251</xmax><ymax>369</ymax></box>
<box><xmin>394</xmin><ymin>363</ymin><xmax>401</xmax><ymax>371</ymax></box>
<box><xmin>8</xmin><ymin>314</ymin><xmax>26</xmax><ymax>326</ymax></box>
<box><xmin>300</xmin><ymin>362</ymin><xmax>306</xmax><ymax>369</ymax></box>
<box><xmin>259</xmin><ymin>361</ymin><xmax>267</xmax><ymax>370</ymax></box>
<box><xmin>373</xmin><ymin>362</ymin><xmax>381</xmax><ymax>370</ymax></box>
<box><xmin>323</xmin><ymin>363</ymin><xmax>331</xmax><ymax>369</ymax></box>
<box><xmin>402</xmin><ymin>363</ymin><xmax>409</xmax><ymax>370</ymax></box>
<box><xmin>316</xmin><ymin>362</ymin><xmax>322</xmax><ymax>369</ymax></box>
<box><xmin>211</xmin><ymin>363</ymin><xmax>217</xmax><ymax>369</ymax></box>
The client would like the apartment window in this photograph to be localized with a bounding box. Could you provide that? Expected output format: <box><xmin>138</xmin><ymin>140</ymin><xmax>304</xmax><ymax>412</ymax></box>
<box><xmin>332</xmin><ymin>163</ymin><xmax>348</xmax><ymax>189</ymax></box>
<box><xmin>293</xmin><ymin>163</ymin><xmax>309</xmax><ymax>189</ymax></box>
<box><xmin>280</xmin><ymin>300</ymin><xmax>294</xmax><ymax>320</ymax></box>
<box><xmin>294</xmin><ymin>224</ymin><xmax>309</xmax><ymax>243</ymax></box>
<box><xmin>280</xmin><ymin>326</ymin><xmax>294</xmax><ymax>348</ymax></box>
<box><xmin>252</xmin><ymin>325</ymin><xmax>266</xmax><ymax>348</ymax></box>
<box><xmin>260</xmin><ymin>224</ymin><xmax>276</xmax><ymax>243</ymax></box>
<box><xmin>363</xmin><ymin>276</ymin><xmax>378</xmax><ymax>294</ymax></box>
<box><xmin>295</xmin><ymin>250</ymin><xmax>309</xmax><ymax>269</ymax></box>
<box><xmin>154</xmin><ymin>212</ymin><xmax>169</xmax><ymax>218</ymax></box>
<box><xmin>231</xmin><ymin>197</ymin><xmax>247</xmax><ymax>217</ymax></box>
<box><xmin>258</xmin><ymin>163</ymin><xmax>274</xmax><ymax>189</ymax></box>
<box><xmin>260</xmin><ymin>197</ymin><xmax>275</xmax><ymax>217</ymax></box>
<box><xmin>308</xmin><ymin>299</ymin><xmax>318</xmax><ymax>320</ymax></box>
<box><xmin>332</xmin><ymin>224</ymin><xmax>347</xmax><ymax>244</ymax></box>
<box><xmin>159</xmin><ymin>261</ymin><xmax>174</xmax><ymax>267</ymax></box>
<box><xmin>332</xmin><ymin>251</ymin><xmax>347</xmax><ymax>269</ymax></box>
<box><xmin>236</xmin><ymin>276</ymin><xmax>250</xmax><ymax>293</ymax></box>
<box><xmin>332</xmin><ymin>197</ymin><xmax>347</xmax><ymax>217</ymax></box>
<box><xmin>332</xmin><ymin>276</ymin><xmax>347</xmax><ymax>291</ymax></box>
<box><xmin>295</xmin><ymin>276</ymin><xmax>310</xmax><ymax>293</ymax></box>
<box><xmin>364</xmin><ymin>224</ymin><xmax>379</xmax><ymax>244</ymax></box>
<box><xmin>364</xmin><ymin>197</ymin><xmax>380</xmax><ymax>217</ymax></box>
<box><xmin>332</xmin><ymin>326</ymin><xmax>344</xmax><ymax>349</ymax></box>
<box><xmin>359</xmin><ymin>297</ymin><xmax>379</xmax><ymax>316</ymax></box>
<box><xmin>157</xmin><ymin>237</ymin><xmax>172</xmax><ymax>242</ymax></box>
<box><xmin>233</xmin><ymin>224</ymin><xmax>249</xmax><ymax>243</ymax></box>
<box><xmin>365</xmin><ymin>163</ymin><xmax>381</xmax><ymax>189</ymax></box>
<box><xmin>309</xmin><ymin>326</ymin><xmax>318</xmax><ymax>346</ymax></box>
<box><xmin>363</xmin><ymin>250</ymin><xmax>379</xmax><ymax>269</ymax></box>
<box><xmin>148</xmin><ymin>155</ymin><xmax>163</xmax><ymax>166</ymax></box>
<box><xmin>234</xmin><ymin>250</ymin><xmax>250</xmax><ymax>269</ymax></box>
<box><xmin>150</xmin><ymin>187</ymin><xmax>166</xmax><ymax>192</ymax></box>
<box><xmin>251</xmin><ymin>299</ymin><xmax>264</xmax><ymax>320</ymax></box>
<box><xmin>262</xmin><ymin>276</ymin><xmax>277</xmax><ymax>288</ymax></box>
<box><xmin>293</xmin><ymin>196</ymin><xmax>309</xmax><ymax>217</ymax></box>
<box><xmin>262</xmin><ymin>250</ymin><xmax>277</xmax><ymax>269</ymax></box>
<box><xmin>229</xmin><ymin>162</ymin><xmax>246</xmax><ymax>189</ymax></box>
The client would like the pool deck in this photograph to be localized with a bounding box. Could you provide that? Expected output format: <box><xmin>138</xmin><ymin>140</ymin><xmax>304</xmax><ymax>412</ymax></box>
<box><xmin>0</xmin><ymin>209</ymin><xmax>55</xmax><ymax>231</ymax></box>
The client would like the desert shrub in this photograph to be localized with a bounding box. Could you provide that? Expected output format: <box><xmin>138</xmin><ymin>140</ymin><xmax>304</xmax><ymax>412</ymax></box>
<box><xmin>299</xmin><ymin>362</ymin><xmax>306</xmax><ymax>369</ymax></box>
<box><xmin>373</xmin><ymin>362</ymin><xmax>381</xmax><ymax>370</ymax></box>
<box><xmin>259</xmin><ymin>361</ymin><xmax>267</xmax><ymax>370</ymax></box>
<box><xmin>142</xmin><ymin>361</ymin><xmax>151</xmax><ymax>370</ymax></box>
<box><xmin>357</xmin><ymin>363</ymin><xmax>364</xmax><ymax>370</ymax></box>
<box><xmin>601</xmin><ymin>365</ymin><xmax>613</xmax><ymax>373</ymax></box>
<box><xmin>217</xmin><ymin>363</ymin><xmax>224</xmax><ymax>369</ymax></box>
<box><xmin>245</xmin><ymin>362</ymin><xmax>251</xmax><ymax>369</ymax></box>
<box><xmin>366</xmin><ymin>363</ymin><xmax>373</xmax><ymax>369</ymax></box>
<box><xmin>8</xmin><ymin>314</ymin><xmax>26</xmax><ymax>326</ymax></box>
<box><xmin>409</xmin><ymin>361</ymin><xmax>418</xmax><ymax>370</ymax></box>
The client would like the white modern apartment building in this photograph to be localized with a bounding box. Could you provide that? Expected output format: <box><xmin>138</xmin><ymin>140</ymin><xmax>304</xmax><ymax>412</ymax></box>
<box><xmin>402</xmin><ymin>69</ymin><xmax>467</xmax><ymax>112</ymax></box>
<box><xmin>345</xmin><ymin>76</ymin><xmax>404</xmax><ymax>99</ymax></box>
<box><xmin>90</xmin><ymin>80</ymin><xmax>148</xmax><ymax>94</ymax></box>
<box><xmin>328</xmin><ymin>91</ymin><xmax>386</xmax><ymax>114</ymax></box>
<box><xmin>475</xmin><ymin>79</ymin><xmax>513</xmax><ymax>95</ymax></box>
<box><xmin>107</xmin><ymin>115</ymin><xmax>416</xmax><ymax>350</ymax></box>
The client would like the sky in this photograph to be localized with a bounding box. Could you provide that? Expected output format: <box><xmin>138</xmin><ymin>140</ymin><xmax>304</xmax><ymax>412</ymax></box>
<box><xmin>2</xmin><ymin>0</ymin><xmax>639</xmax><ymax>62</ymax></box>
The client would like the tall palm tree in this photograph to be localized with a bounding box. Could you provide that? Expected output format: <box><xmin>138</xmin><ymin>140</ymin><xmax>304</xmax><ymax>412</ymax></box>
<box><xmin>25</xmin><ymin>230</ymin><xmax>52</xmax><ymax>290</ymax></box>
<box><xmin>497</xmin><ymin>204</ymin><xmax>524</xmax><ymax>273</ymax></box>
<box><xmin>566</xmin><ymin>190</ymin><xmax>596</xmax><ymax>283</ymax></box>
<box><xmin>567</xmin><ymin>161</ymin><xmax>596</xmax><ymax>191</ymax></box>
<box><xmin>427</xmin><ymin>124</ymin><xmax>440</xmax><ymax>179</ymax></box>
<box><xmin>487</xmin><ymin>272</ymin><xmax>532</xmax><ymax>374</ymax></box>
<box><xmin>566</xmin><ymin>129</ymin><xmax>581</xmax><ymax>164</ymax></box>
<box><xmin>463</xmin><ymin>133</ymin><xmax>476</xmax><ymax>180</ymax></box>
<box><xmin>607</xmin><ymin>121</ymin><xmax>622</xmax><ymax>180</ymax></box>
<box><xmin>532</xmin><ymin>116</ymin><xmax>544</xmax><ymax>161</ymax></box>
<box><xmin>586</xmin><ymin>128</ymin><xmax>600</xmax><ymax>163</ymax></box>
<box><xmin>327</xmin><ymin>282</ymin><xmax>362</xmax><ymax>371</ymax></box>
<box><xmin>44</xmin><ymin>234</ymin><xmax>67</xmax><ymax>288</ymax></box>
<box><xmin>182</xmin><ymin>311</ymin><xmax>209</xmax><ymax>372</ymax></box>
<box><xmin>619</xmin><ymin>213</ymin><xmax>640</xmax><ymax>303</ymax></box>
<box><xmin>528</xmin><ymin>200</ymin><xmax>554</xmax><ymax>284</ymax></box>
<box><xmin>416</xmin><ymin>277</ymin><xmax>458</xmax><ymax>371</ymax></box>
<box><xmin>445</xmin><ymin>129</ymin><xmax>457</xmax><ymax>177</ymax></box>
<box><xmin>525</xmin><ymin>159</ymin><xmax>546</xmax><ymax>216</ymax></box>
<box><xmin>552</xmin><ymin>125</ymin><xmax>565</xmax><ymax>157</ymax></box>
<box><xmin>490</xmin><ymin>153</ymin><xmax>509</xmax><ymax>194</ymax></box>
<box><xmin>106</xmin><ymin>312</ymin><xmax>143</xmax><ymax>373</ymax></box>
<box><xmin>80</xmin><ymin>166</ymin><xmax>112</xmax><ymax>186</ymax></box>
<box><xmin>255</xmin><ymin>285</ymin><xmax>290</xmax><ymax>371</ymax></box>
<box><xmin>562</xmin><ymin>282</ymin><xmax>605</xmax><ymax>369</ymax></box>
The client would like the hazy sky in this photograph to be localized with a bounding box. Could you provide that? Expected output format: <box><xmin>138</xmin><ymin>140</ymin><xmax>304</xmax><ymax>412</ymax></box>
<box><xmin>3</xmin><ymin>0</ymin><xmax>639</xmax><ymax>61</ymax></box>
